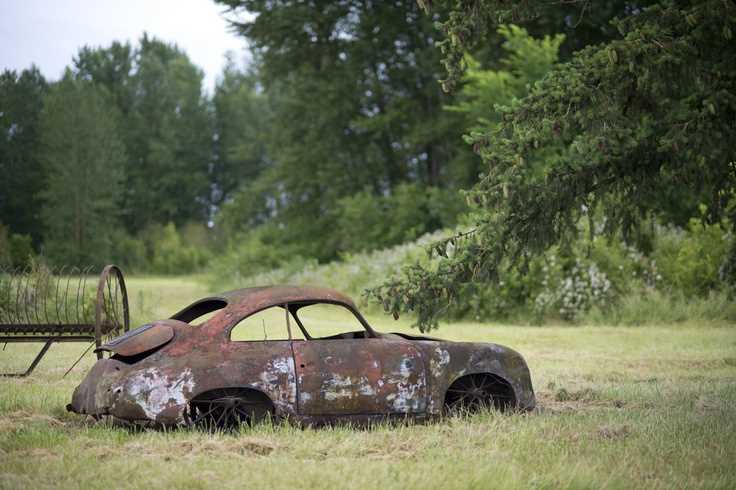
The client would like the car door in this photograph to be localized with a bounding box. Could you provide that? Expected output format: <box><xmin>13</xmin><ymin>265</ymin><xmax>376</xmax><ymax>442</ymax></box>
<box><xmin>293</xmin><ymin>337</ymin><xmax>428</xmax><ymax>415</ymax></box>
<box><xmin>224</xmin><ymin>305</ymin><xmax>300</xmax><ymax>412</ymax></box>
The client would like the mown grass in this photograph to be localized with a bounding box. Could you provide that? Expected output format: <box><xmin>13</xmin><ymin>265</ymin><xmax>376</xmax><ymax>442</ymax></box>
<box><xmin>1</xmin><ymin>276</ymin><xmax>735</xmax><ymax>489</ymax></box>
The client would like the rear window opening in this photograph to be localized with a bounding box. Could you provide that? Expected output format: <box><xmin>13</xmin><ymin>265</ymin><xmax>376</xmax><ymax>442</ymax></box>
<box><xmin>170</xmin><ymin>298</ymin><xmax>228</xmax><ymax>325</ymax></box>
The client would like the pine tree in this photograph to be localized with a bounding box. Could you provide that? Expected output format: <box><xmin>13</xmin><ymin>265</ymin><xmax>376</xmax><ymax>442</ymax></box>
<box><xmin>38</xmin><ymin>73</ymin><xmax>125</xmax><ymax>267</ymax></box>
<box><xmin>370</xmin><ymin>0</ymin><xmax>736</xmax><ymax>330</ymax></box>
<box><xmin>0</xmin><ymin>67</ymin><xmax>47</xmax><ymax>242</ymax></box>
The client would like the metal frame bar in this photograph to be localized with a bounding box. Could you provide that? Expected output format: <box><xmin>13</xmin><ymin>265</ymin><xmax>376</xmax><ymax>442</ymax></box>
<box><xmin>0</xmin><ymin>263</ymin><xmax>130</xmax><ymax>377</ymax></box>
<box><xmin>0</xmin><ymin>335</ymin><xmax>95</xmax><ymax>377</ymax></box>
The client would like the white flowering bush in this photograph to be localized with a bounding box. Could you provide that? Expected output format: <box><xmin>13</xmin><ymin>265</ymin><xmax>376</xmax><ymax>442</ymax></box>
<box><xmin>534</xmin><ymin>256</ymin><xmax>613</xmax><ymax>321</ymax></box>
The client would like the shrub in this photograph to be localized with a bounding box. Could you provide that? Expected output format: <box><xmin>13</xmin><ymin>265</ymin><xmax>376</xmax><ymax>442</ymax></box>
<box><xmin>0</xmin><ymin>223</ymin><xmax>34</xmax><ymax>268</ymax></box>
<box><xmin>533</xmin><ymin>255</ymin><xmax>614</xmax><ymax>322</ymax></box>
<box><xmin>653</xmin><ymin>218</ymin><xmax>733</xmax><ymax>296</ymax></box>
<box><xmin>208</xmin><ymin>225</ymin><xmax>309</xmax><ymax>284</ymax></box>
<box><xmin>208</xmin><ymin>212</ymin><xmax>734</xmax><ymax>325</ymax></box>
<box><xmin>148</xmin><ymin>223</ymin><xmax>210</xmax><ymax>274</ymax></box>
<box><xmin>110</xmin><ymin>229</ymin><xmax>148</xmax><ymax>272</ymax></box>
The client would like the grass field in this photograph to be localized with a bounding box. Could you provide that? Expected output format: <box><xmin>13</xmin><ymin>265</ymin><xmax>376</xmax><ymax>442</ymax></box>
<box><xmin>1</xmin><ymin>276</ymin><xmax>735</xmax><ymax>489</ymax></box>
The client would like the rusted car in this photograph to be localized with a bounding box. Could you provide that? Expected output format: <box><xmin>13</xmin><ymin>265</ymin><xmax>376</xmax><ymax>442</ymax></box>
<box><xmin>67</xmin><ymin>286</ymin><xmax>535</xmax><ymax>428</ymax></box>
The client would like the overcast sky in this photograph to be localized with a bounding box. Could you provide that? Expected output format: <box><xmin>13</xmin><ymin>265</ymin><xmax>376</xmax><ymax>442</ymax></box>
<box><xmin>0</xmin><ymin>0</ymin><xmax>250</xmax><ymax>93</ymax></box>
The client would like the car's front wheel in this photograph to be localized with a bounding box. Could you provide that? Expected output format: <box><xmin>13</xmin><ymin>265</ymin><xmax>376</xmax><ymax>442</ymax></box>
<box><xmin>187</xmin><ymin>388</ymin><xmax>273</xmax><ymax>431</ymax></box>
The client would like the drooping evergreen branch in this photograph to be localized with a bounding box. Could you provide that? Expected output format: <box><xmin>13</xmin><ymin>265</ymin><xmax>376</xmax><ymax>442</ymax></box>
<box><xmin>367</xmin><ymin>0</ymin><xmax>736</xmax><ymax>331</ymax></box>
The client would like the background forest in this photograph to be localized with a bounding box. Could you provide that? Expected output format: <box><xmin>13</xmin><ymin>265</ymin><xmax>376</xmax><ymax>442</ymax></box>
<box><xmin>1</xmin><ymin>0</ymin><xmax>734</xmax><ymax>326</ymax></box>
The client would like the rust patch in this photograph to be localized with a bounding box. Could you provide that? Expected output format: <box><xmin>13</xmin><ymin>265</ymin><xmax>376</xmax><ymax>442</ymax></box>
<box><xmin>68</xmin><ymin>286</ymin><xmax>536</xmax><ymax>428</ymax></box>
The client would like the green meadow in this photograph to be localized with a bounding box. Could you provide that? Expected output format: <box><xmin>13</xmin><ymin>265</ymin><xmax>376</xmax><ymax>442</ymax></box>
<box><xmin>1</xmin><ymin>276</ymin><xmax>735</xmax><ymax>489</ymax></box>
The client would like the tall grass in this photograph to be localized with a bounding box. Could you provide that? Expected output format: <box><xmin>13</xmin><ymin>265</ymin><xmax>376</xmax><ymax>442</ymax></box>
<box><xmin>582</xmin><ymin>289</ymin><xmax>736</xmax><ymax>326</ymax></box>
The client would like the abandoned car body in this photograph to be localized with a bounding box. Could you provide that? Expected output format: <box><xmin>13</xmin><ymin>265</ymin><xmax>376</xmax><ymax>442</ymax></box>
<box><xmin>67</xmin><ymin>286</ymin><xmax>535</xmax><ymax>427</ymax></box>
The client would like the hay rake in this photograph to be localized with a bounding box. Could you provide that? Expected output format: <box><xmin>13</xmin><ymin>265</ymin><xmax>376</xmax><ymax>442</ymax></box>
<box><xmin>0</xmin><ymin>264</ymin><xmax>129</xmax><ymax>376</ymax></box>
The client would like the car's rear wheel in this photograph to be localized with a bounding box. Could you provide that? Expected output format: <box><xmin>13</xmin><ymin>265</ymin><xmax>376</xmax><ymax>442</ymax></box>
<box><xmin>444</xmin><ymin>373</ymin><xmax>515</xmax><ymax>415</ymax></box>
<box><xmin>187</xmin><ymin>388</ymin><xmax>273</xmax><ymax>431</ymax></box>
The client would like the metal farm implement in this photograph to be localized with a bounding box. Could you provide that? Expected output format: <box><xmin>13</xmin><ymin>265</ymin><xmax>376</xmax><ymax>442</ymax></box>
<box><xmin>0</xmin><ymin>264</ymin><xmax>129</xmax><ymax>377</ymax></box>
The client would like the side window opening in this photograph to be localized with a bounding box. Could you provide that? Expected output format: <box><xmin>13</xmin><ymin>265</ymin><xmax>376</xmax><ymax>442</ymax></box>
<box><xmin>293</xmin><ymin>303</ymin><xmax>367</xmax><ymax>340</ymax></box>
<box><xmin>230</xmin><ymin>305</ymin><xmax>304</xmax><ymax>342</ymax></box>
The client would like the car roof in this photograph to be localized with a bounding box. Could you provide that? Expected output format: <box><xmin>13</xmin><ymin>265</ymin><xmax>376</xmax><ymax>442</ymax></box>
<box><xmin>217</xmin><ymin>285</ymin><xmax>358</xmax><ymax>309</ymax></box>
<box><xmin>171</xmin><ymin>285</ymin><xmax>359</xmax><ymax>323</ymax></box>
<box><xmin>171</xmin><ymin>285</ymin><xmax>376</xmax><ymax>337</ymax></box>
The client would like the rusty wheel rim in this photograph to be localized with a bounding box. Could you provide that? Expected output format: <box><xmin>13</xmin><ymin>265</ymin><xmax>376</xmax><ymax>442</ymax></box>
<box><xmin>188</xmin><ymin>388</ymin><xmax>268</xmax><ymax>431</ymax></box>
<box><xmin>446</xmin><ymin>376</ymin><xmax>491</xmax><ymax>413</ymax></box>
<box><xmin>445</xmin><ymin>375</ymin><xmax>512</xmax><ymax>414</ymax></box>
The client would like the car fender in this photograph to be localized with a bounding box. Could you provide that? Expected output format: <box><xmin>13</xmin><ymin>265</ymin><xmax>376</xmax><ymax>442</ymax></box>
<box><xmin>416</xmin><ymin>341</ymin><xmax>534</xmax><ymax>413</ymax></box>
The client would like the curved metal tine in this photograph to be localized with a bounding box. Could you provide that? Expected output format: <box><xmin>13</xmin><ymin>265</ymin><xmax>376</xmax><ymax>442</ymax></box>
<box><xmin>0</xmin><ymin>269</ymin><xmax>5</xmax><ymax>323</ymax></box>
<box><xmin>63</xmin><ymin>341</ymin><xmax>95</xmax><ymax>378</ymax></box>
<box><xmin>15</xmin><ymin>266</ymin><xmax>29</xmax><ymax>328</ymax></box>
<box><xmin>11</xmin><ymin>267</ymin><xmax>21</xmax><ymax>325</ymax></box>
<box><xmin>109</xmin><ymin>273</ymin><xmax>121</xmax><ymax>329</ymax></box>
<box><xmin>113</xmin><ymin>273</ymin><xmax>121</xmax><ymax>325</ymax></box>
<box><xmin>106</xmin><ymin>274</ymin><xmax>115</xmax><ymax>327</ymax></box>
<box><xmin>0</xmin><ymin>270</ymin><xmax>4</xmax><ymax>324</ymax></box>
<box><xmin>81</xmin><ymin>266</ymin><xmax>94</xmax><ymax>324</ymax></box>
<box><xmin>23</xmin><ymin>265</ymin><xmax>37</xmax><ymax>331</ymax></box>
<box><xmin>63</xmin><ymin>268</ymin><xmax>74</xmax><ymax>326</ymax></box>
<box><xmin>0</xmin><ymin>268</ymin><xmax>9</xmax><ymax>324</ymax></box>
<box><xmin>0</xmin><ymin>268</ymin><xmax>4</xmax><ymax>323</ymax></box>
<box><xmin>74</xmin><ymin>266</ymin><xmax>84</xmax><ymax>326</ymax></box>
<box><xmin>55</xmin><ymin>265</ymin><xmax>66</xmax><ymax>325</ymax></box>
<box><xmin>100</xmin><ymin>271</ymin><xmax>111</xmax><ymax>333</ymax></box>
<box><xmin>108</xmin><ymin>273</ymin><xmax>122</xmax><ymax>333</ymax></box>
<box><xmin>6</xmin><ymin>267</ymin><xmax>18</xmax><ymax>324</ymax></box>
<box><xmin>30</xmin><ymin>265</ymin><xmax>43</xmax><ymax>327</ymax></box>
<box><xmin>102</xmin><ymin>273</ymin><xmax>110</xmax><ymax>327</ymax></box>
<box><xmin>41</xmin><ymin>265</ymin><xmax>52</xmax><ymax>325</ymax></box>
<box><xmin>0</xmin><ymin>268</ymin><xmax>8</xmax><ymax>324</ymax></box>
<box><xmin>37</xmin><ymin>264</ymin><xmax>51</xmax><ymax>327</ymax></box>
<box><xmin>33</xmin><ymin>266</ymin><xmax>49</xmax><ymax>334</ymax></box>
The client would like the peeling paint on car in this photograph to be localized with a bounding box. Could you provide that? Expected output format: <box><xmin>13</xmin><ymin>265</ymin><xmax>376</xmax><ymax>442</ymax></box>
<box><xmin>68</xmin><ymin>286</ymin><xmax>536</xmax><ymax>427</ymax></box>
<box><xmin>122</xmin><ymin>367</ymin><xmax>195</xmax><ymax>420</ymax></box>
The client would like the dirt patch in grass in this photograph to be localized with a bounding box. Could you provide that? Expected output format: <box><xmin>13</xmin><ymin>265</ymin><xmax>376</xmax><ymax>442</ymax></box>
<box><xmin>694</xmin><ymin>395</ymin><xmax>729</xmax><ymax>416</ymax></box>
<box><xmin>723</xmin><ymin>357</ymin><xmax>736</xmax><ymax>367</ymax></box>
<box><xmin>121</xmin><ymin>436</ymin><xmax>279</xmax><ymax>460</ymax></box>
<box><xmin>0</xmin><ymin>411</ymin><xmax>66</xmax><ymax>431</ymax></box>
<box><xmin>598</xmin><ymin>424</ymin><xmax>631</xmax><ymax>440</ymax></box>
<box><xmin>12</xmin><ymin>447</ymin><xmax>63</xmax><ymax>460</ymax></box>
<box><xmin>534</xmin><ymin>388</ymin><xmax>621</xmax><ymax>413</ymax></box>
